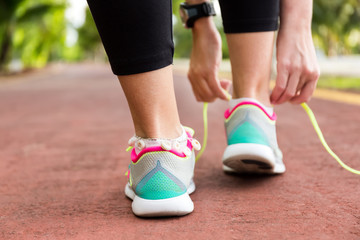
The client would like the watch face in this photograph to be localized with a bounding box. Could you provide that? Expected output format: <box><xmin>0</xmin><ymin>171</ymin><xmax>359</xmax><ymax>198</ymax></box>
<box><xmin>179</xmin><ymin>7</ymin><xmax>189</xmax><ymax>27</ymax></box>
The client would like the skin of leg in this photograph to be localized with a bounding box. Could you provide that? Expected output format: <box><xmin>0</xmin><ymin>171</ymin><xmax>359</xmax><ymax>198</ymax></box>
<box><xmin>226</xmin><ymin>32</ymin><xmax>275</xmax><ymax>106</ymax></box>
<box><xmin>118</xmin><ymin>65</ymin><xmax>183</xmax><ymax>139</ymax></box>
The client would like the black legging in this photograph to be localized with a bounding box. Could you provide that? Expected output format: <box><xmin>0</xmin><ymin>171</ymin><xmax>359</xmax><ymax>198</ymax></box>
<box><xmin>87</xmin><ymin>0</ymin><xmax>280</xmax><ymax>76</ymax></box>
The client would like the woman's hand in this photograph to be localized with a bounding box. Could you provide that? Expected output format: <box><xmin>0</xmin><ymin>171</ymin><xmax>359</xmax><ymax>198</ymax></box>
<box><xmin>270</xmin><ymin>27</ymin><xmax>320</xmax><ymax>105</ymax></box>
<box><xmin>188</xmin><ymin>18</ymin><xmax>231</xmax><ymax>102</ymax></box>
<box><xmin>270</xmin><ymin>0</ymin><xmax>320</xmax><ymax>105</ymax></box>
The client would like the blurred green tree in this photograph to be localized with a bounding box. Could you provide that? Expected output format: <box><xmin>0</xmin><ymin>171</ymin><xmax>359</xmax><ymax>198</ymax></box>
<box><xmin>0</xmin><ymin>0</ymin><xmax>66</xmax><ymax>73</ymax></box>
<box><xmin>313</xmin><ymin>0</ymin><xmax>360</xmax><ymax>56</ymax></box>
<box><xmin>76</xmin><ymin>7</ymin><xmax>105</xmax><ymax>61</ymax></box>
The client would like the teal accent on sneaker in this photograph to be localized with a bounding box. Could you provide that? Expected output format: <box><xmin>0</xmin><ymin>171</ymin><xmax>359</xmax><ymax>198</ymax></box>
<box><xmin>228</xmin><ymin>121</ymin><xmax>270</xmax><ymax>146</ymax></box>
<box><xmin>135</xmin><ymin>161</ymin><xmax>187</xmax><ymax>200</ymax></box>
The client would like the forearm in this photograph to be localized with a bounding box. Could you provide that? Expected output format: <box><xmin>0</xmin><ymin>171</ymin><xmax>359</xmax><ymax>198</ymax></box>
<box><xmin>279</xmin><ymin>0</ymin><xmax>313</xmax><ymax>30</ymax></box>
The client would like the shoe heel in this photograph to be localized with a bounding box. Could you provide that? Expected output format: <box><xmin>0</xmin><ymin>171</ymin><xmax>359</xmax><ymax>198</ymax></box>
<box><xmin>132</xmin><ymin>193</ymin><xmax>194</xmax><ymax>217</ymax></box>
<box><xmin>222</xmin><ymin>143</ymin><xmax>285</xmax><ymax>174</ymax></box>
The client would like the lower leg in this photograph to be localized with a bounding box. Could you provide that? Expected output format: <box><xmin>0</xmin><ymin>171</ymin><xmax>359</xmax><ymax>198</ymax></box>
<box><xmin>119</xmin><ymin>65</ymin><xmax>182</xmax><ymax>139</ymax></box>
<box><xmin>226</xmin><ymin>32</ymin><xmax>275</xmax><ymax>106</ymax></box>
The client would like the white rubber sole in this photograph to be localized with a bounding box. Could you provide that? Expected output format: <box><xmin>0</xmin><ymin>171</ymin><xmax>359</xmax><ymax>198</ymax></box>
<box><xmin>222</xmin><ymin>143</ymin><xmax>285</xmax><ymax>174</ymax></box>
<box><xmin>125</xmin><ymin>180</ymin><xmax>195</xmax><ymax>217</ymax></box>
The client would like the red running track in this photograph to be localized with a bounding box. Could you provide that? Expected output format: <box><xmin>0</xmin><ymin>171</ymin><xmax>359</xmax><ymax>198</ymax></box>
<box><xmin>0</xmin><ymin>64</ymin><xmax>359</xmax><ymax>239</ymax></box>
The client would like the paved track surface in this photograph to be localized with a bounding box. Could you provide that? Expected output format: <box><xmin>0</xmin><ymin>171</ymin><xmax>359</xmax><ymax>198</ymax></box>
<box><xmin>1</xmin><ymin>64</ymin><xmax>359</xmax><ymax>239</ymax></box>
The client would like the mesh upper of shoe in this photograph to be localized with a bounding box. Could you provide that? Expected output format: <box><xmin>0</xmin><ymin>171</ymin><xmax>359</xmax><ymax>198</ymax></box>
<box><xmin>130</xmin><ymin>150</ymin><xmax>195</xmax><ymax>191</ymax></box>
<box><xmin>225</xmin><ymin>104</ymin><xmax>281</xmax><ymax>154</ymax></box>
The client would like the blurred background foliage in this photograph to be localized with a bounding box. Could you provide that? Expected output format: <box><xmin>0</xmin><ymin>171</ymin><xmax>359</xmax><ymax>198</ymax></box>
<box><xmin>313</xmin><ymin>0</ymin><xmax>360</xmax><ymax>56</ymax></box>
<box><xmin>0</xmin><ymin>0</ymin><xmax>359</xmax><ymax>74</ymax></box>
<box><xmin>0</xmin><ymin>0</ymin><xmax>67</xmax><ymax>72</ymax></box>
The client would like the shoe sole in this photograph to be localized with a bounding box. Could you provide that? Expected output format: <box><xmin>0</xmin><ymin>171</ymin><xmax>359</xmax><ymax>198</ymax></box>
<box><xmin>222</xmin><ymin>143</ymin><xmax>285</xmax><ymax>174</ymax></box>
<box><xmin>125</xmin><ymin>180</ymin><xmax>195</xmax><ymax>217</ymax></box>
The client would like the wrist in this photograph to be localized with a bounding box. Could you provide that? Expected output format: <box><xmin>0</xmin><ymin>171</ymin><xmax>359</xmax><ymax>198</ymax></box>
<box><xmin>192</xmin><ymin>17</ymin><xmax>215</xmax><ymax>32</ymax></box>
<box><xmin>279</xmin><ymin>20</ymin><xmax>311</xmax><ymax>32</ymax></box>
<box><xmin>279</xmin><ymin>0</ymin><xmax>312</xmax><ymax>32</ymax></box>
<box><xmin>279</xmin><ymin>23</ymin><xmax>312</xmax><ymax>35</ymax></box>
<box><xmin>191</xmin><ymin>18</ymin><xmax>221</xmax><ymax>48</ymax></box>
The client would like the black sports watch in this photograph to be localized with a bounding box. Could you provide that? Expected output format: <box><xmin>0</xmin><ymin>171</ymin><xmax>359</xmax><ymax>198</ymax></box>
<box><xmin>179</xmin><ymin>2</ymin><xmax>216</xmax><ymax>28</ymax></box>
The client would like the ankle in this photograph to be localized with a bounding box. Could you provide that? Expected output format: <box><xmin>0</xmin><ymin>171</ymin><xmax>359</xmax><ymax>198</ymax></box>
<box><xmin>135</xmin><ymin>124</ymin><xmax>183</xmax><ymax>139</ymax></box>
<box><xmin>232</xmin><ymin>93</ymin><xmax>271</xmax><ymax>107</ymax></box>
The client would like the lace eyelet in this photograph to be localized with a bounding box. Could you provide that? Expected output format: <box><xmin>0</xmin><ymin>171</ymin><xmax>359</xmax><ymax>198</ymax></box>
<box><xmin>136</xmin><ymin>139</ymin><xmax>145</xmax><ymax>150</ymax></box>
<box><xmin>173</xmin><ymin>141</ymin><xmax>181</xmax><ymax>151</ymax></box>
<box><xmin>128</xmin><ymin>136</ymin><xmax>137</xmax><ymax>147</ymax></box>
<box><xmin>191</xmin><ymin>139</ymin><xmax>201</xmax><ymax>151</ymax></box>
<box><xmin>184</xmin><ymin>147</ymin><xmax>192</xmax><ymax>157</ymax></box>
<box><xmin>161</xmin><ymin>140</ymin><xmax>172</xmax><ymax>150</ymax></box>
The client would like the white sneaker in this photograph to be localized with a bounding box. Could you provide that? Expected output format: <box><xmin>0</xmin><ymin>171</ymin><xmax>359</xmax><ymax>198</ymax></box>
<box><xmin>222</xmin><ymin>100</ymin><xmax>285</xmax><ymax>174</ymax></box>
<box><xmin>124</xmin><ymin>127</ymin><xmax>201</xmax><ymax>217</ymax></box>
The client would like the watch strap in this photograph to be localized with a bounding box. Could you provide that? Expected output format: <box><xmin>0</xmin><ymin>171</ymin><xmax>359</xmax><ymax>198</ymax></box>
<box><xmin>181</xmin><ymin>2</ymin><xmax>216</xmax><ymax>28</ymax></box>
